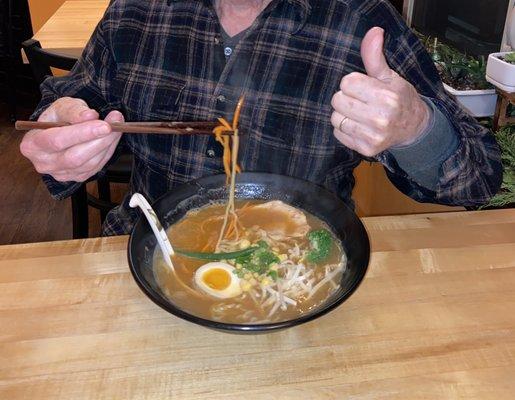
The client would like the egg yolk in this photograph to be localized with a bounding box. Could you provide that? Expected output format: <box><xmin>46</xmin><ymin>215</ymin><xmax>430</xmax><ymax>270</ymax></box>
<box><xmin>202</xmin><ymin>268</ymin><xmax>231</xmax><ymax>290</ymax></box>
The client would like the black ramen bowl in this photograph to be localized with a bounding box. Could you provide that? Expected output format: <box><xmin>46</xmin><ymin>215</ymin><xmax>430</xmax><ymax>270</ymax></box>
<box><xmin>128</xmin><ymin>172</ymin><xmax>370</xmax><ymax>333</ymax></box>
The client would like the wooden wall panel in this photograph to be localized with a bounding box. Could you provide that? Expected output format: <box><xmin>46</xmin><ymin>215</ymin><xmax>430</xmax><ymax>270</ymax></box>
<box><xmin>353</xmin><ymin>162</ymin><xmax>463</xmax><ymax>217</ymax></box>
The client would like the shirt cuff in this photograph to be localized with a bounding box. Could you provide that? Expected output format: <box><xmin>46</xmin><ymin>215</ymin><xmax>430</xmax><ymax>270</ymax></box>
<box><xmin>388</xmin><ymin>96</ymin><xmax>459</xmax><ymax>190</ymax></box>
<box><xmin>42</xmin><ymin>175</ymin><xmax>84</xmax><ymax>200</ymax></box>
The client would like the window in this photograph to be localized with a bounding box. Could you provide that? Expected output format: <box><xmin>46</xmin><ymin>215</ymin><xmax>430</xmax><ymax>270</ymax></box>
<box><xmin>409</xmin><ymin>0</ymin><xmax>513</xmax><ymax>57</ymax></box>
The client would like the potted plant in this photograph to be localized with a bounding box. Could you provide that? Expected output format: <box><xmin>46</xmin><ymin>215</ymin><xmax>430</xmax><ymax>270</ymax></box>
<box><xmin>418</xmin><ymin>34</ymin><xmax>497</xmax><ymax>117</ymax></box>
<box><xmin>485</xmin><ymin>124</ymin><xmax>515</xmax><ymax>209</ymax></box>
<box><xmin>486</xmin><ymin>52</ymin><xmax>515</xmax><ymax>93</ymax></box>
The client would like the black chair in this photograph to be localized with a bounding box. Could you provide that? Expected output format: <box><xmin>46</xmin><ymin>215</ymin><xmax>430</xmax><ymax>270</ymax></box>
<box><xmin>1</xmin><ymin>0</ymin><xmax>35</xmax><ymax>121</ymax></box>
<box><xmin>0</xmin><ymin>1</ymin><xmax>14</xmax><ymax>121</ymax></box>
<box><xmin>22</xmin><ymin>38</ymin><xmax>132</xmax><ymax>239</ymax></box>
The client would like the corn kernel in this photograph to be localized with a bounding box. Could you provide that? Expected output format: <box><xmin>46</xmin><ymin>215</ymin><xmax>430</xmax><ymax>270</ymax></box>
<box><xmin>244</xmin><ymin>273</ymin><xmax>252</xmax><ymax>280</ymax></box>
<box><xmin>241</xmin><ymin>281</ymin><xmax>252</xmax><ymax>292</ymax></box>
<box><xmin>261</xmin><ymin>278</ymin><xmax>271</xmax><ymax>286</ymax></box>
<box><xmin>278</xmin><ymin>254</ymin><xmax>288</xmax><ymax>262</ymax></box>
<box><xmin>239</xmin><ymin>239</ymin><xmax>251</xmax><ymax>249</ymax></box>
<box><xmin>270</xmin><ymin>264</ymin><xmax>278</xmax><ymax>271</ymax></box>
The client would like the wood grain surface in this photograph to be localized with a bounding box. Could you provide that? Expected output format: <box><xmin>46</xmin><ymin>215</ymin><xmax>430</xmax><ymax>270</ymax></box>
<box><xmin>31</xmin><ymin>0</ymin><xmax>109</xmax><ymax>58</ymax></box>
<box><xmin>1</xmin><ymin>209</ymin><xmax>514</xmax><ymax>399</ymax></box>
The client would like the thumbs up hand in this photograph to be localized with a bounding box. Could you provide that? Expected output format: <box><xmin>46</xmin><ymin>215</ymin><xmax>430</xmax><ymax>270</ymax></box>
<box><xmin>331</xmin><ymin>27</ymin><xmax>430</xmax><ymax>157</ymax></box>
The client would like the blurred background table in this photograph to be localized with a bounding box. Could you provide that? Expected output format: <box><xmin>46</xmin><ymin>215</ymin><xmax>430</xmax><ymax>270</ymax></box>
<box><xmin>29</xmin><ymin>0</ymin><xmax>109</xmax><ymax>58</ymax></box>
<box><xmin>1</xmin><ymin>209</ymin><xmax>514</xmax><ymax>399</ymax></box>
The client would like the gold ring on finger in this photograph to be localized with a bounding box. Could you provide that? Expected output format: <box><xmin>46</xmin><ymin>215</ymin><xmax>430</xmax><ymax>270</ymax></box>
<box><xmin>339</xmin><ymin>116</ymin><xmax>349</xmax><ymax>132</ymax></box>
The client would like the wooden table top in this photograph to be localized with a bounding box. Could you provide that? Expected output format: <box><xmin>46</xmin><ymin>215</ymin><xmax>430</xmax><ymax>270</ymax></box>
<box><xmin>1</xmin><ymin>209</ymin><xmax>514</xmax><ymax>399</ymax></box>
<box><xmin>32</xmin><ymin>0</ymin><xmax>109</xmax><ymax>58</ymax></box>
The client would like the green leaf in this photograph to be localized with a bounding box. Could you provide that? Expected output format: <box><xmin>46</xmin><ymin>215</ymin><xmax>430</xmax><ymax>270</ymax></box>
<box><xmin>484</xmin><ymin>125</ymin><xmax>515</xmax><ymax>208</ymax></box>
<box><xmin>503</xmin><ymin>52</ymin><xmax>515</xmax><ymax>64</ymax></box>
<box><xmin>415</xmin><ymin>29</ymin><xmax>491</xmax><ymax>90</ymax></box>
<box><xmin>268</xmin><ymin>270</ymin><xmax>279</xmax><ymax>281</ymax></box>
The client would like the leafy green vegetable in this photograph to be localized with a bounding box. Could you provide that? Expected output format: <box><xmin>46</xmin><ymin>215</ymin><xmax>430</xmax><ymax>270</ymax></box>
<box><xmin>267</xmin><ymin>270</ymin><xmax>279</xmax><ymax>281</ymax></box>
<box><xmin>233</xmin><ymin>268</ymin><xmax>246</xmax><ymax>278</ymax></box>
<box><xmin>235</xmin><ymin>241</ymin><xmax>280</xmax><ymax>276</ymax></box>
<box><xmin>306</xmin><ymin>229</ymin><xmax>333</xmax><ymax>263</ymax></box>
<box><xmin>176</xmin><ymin>246</ymin><xmax>259</xmax><ymax>261</ymax></box>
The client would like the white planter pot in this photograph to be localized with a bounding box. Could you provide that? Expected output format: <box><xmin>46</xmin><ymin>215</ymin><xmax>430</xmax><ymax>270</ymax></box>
<box><xmin>486</xmin><ymin>52</ymin><xmax>515</xmax><ymax>93</ymax></box>
<box><xmin>443</xmin><ymin>83</ymin><xmax>497</xmax><ymax>117</ymax></box>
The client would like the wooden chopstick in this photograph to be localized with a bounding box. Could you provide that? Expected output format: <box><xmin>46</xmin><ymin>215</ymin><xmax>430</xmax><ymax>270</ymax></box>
<box><xmin>14</xmin><ymin>121</ymin><xmax>234</xmax><ymax>135</ymax></box>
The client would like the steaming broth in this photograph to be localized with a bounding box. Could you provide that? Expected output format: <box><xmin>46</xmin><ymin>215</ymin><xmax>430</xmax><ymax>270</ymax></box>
<box><xmin>154</xmin><ymin>200</ymin><xmax>346</xmax><ymax>324</ymax></box>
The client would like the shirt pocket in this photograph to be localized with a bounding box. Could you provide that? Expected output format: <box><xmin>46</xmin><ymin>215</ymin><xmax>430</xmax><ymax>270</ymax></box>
<box><xmin>112</xmin><ymin>64</ymin><xmax>187</xmax><ymax>122</ymax></box>
<box><xmin>248</xmin><ymin>96</ymin><xmax>337</xmax><ymax>154</ymax></box>
<box><xmin>238</xmin><ymin>96</ymin><xmax>345</xmax><ymax>183</ymax></box>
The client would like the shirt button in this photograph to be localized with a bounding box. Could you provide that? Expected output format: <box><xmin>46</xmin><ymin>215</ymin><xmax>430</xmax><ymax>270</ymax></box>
<box><xmin>224</xmin><ymin>47</ymin><xmax>233</xmax><ymax>56</ymax></box>
<box><xmin>217</xmin><ymin>94</ymin><xmax>226</xmax><ymax>103</ymax></box>
<box><xmin>207</xmin><ymin>149</ymin><xmax>216</xmax><ymax>158</ymax></box>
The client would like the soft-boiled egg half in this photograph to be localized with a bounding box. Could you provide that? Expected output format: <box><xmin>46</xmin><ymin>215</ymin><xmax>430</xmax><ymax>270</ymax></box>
<box><xmin>194</xmin><ymin>262</ymin><xmax>242</xmax><ymax>299</ymax></box>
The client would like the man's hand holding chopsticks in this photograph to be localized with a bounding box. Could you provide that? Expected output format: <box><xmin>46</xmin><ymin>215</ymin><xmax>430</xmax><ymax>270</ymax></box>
<box><xmin>20</xmin><ymin>97</ymin><xmax>123</xmax><ymax>182</ymax></box>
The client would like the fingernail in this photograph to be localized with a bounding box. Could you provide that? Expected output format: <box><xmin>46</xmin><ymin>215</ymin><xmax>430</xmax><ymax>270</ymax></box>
<box><xmin>109</xmin><ymin>111</ymin><xmax>124</xmax><ymax>122</ymax></box>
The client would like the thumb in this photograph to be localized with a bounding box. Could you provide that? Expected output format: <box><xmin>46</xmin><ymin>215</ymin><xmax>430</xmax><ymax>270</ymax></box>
<box><xmin>361</xmin><ymin>27</ymin><xmax>392</xmax><ymax>81</ymax></box>
<box><xmin>104</xmin><ymin>110</ymin><xmax>125</xmax><ymax>124</ymax></box>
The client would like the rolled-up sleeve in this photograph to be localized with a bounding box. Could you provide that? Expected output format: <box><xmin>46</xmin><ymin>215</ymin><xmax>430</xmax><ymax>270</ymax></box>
<box><xmin>388</xmin><ymin>96</ymin><xmax>459</xmax><ymax>190</ymax></box>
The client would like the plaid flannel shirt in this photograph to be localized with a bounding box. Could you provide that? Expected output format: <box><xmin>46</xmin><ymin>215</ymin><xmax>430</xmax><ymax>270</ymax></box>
<box><xmin>32</xmin><ymin>0</ymin><xmax>502</xmax><ymax>235</ymax></box>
